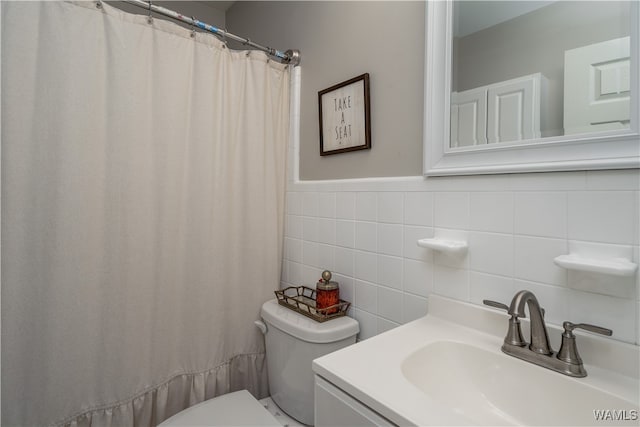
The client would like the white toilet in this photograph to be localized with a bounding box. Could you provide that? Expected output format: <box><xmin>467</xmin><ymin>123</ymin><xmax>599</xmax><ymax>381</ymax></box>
<box><xmin>160</xmin><ymin>298</ymin><xmax>359</xmax><ymax>426</ymax></box>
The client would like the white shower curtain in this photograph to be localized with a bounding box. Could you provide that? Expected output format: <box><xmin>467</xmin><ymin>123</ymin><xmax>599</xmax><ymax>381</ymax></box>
<box><xmin>1</xmin><ymin>2</ymin><xmax>290</xmax><ymax>426</ymax></box>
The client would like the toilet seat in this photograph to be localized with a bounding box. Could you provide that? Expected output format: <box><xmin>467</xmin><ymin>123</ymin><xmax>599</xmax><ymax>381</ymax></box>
<box><xmin>158</xmin><ymin>390</ymin><xmax>281</xmax><ymax>426</ymax></box>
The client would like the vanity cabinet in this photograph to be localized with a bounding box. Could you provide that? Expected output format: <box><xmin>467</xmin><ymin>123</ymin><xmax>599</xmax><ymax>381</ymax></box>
<box><xmin>450</xmin><ymin>73</ymin><xmax>544</xmax><ymax>147</ymax></box>
<box><xmin>314</xmin><ymin>375</ymin><xmax>395</xmax><ymax>427</ymax></box>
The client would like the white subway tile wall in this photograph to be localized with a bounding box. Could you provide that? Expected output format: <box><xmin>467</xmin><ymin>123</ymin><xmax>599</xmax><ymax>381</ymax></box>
<box><xmin>470</xmin><ymin>192</ymin><xmax>514</xmax><ymax>233</ymax></box>
<box><xmin>317</xmin><ymin>218</ymin><xmax>336</xmax><ymax>245</ymax></box>
<box><xmin>282</xmin><ymin>170</ymin><xmax>640</xmax><ymax>344</ymax></box>
<box><xmin>335</xmin><ymin>220</ymin><xmax>355</xmax><ymax>248</ymax></box>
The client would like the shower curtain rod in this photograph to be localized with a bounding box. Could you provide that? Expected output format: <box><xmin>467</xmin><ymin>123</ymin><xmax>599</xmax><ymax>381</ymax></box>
<box><xmin>119</xmin><ymin>0</ymin><xmax>301</xmax><ymax>65</ymax></box>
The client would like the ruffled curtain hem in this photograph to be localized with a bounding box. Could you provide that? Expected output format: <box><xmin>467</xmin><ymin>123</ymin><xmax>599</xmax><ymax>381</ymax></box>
<box><xmin>56</xmin><ymin>352</ymin><xmax>268</xmax><ymax>427</ymax></box>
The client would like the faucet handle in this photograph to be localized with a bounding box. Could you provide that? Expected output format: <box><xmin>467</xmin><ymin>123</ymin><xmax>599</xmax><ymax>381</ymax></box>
<box><xmin>558</xmin><ymin>321</ymin><xmax>612</xmax><ymax>369</ymax></box>
<box><xmin>483</xmin><ymin>299</ymin><xmax>547</xmax><ymax>318</ymax></box>
<box><xmin>563</xmin><ymin>321</ymin><xmax>612</xmax><ymax>337</ymax></box>
<box><xmin>483</xmin><ymin>300</ymin><xmax>526</xmax><ymax>347</ymax></box>
<box><xmin>483</xmin><ymin>299</ymin><xmax>545</xmax><ymax>317</ymax></box>
<box><xmin>483</xmin><ymin>299</ymin><xmax>509</xmax><ymax>311</ymax></box>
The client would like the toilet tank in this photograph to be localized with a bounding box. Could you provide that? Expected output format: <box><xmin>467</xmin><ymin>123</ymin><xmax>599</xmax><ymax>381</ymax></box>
<box><xmin>259</xmin><ymin>299</ymin><xmax>359</xmax><ymax>426</ymax></box>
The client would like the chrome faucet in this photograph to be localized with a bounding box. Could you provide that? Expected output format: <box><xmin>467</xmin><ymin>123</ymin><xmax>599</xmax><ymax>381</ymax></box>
<box><xmin>484</xmin><ymin>290</ymin><xmax>612</xmax><ymax>378</ymax></box>
<box><xmin>507</xmin><ymin>290</ymin><xmax>552</xmax><ymax>355</ymax></box>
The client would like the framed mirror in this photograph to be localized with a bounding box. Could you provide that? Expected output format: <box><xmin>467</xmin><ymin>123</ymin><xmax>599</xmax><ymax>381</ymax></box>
<box><xmin>424</xmin><ymin>1</ymin><xmax>640</xmax><ymax>176</ymax></box>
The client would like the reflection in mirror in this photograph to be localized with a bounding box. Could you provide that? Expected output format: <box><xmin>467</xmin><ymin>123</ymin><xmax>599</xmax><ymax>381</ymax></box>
<box><xmin>450</xmin><ymin>1</ymin><xmax>631</xmax><ymax>148</ymax></box>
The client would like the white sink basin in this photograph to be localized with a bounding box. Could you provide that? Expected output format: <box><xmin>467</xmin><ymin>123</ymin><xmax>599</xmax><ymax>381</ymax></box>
<box><xmin>401</xmin><ymin>341</ymin><xmax>639</xmax><ymax>426</ymax></box>
<box><xmin>313</xmin><ymin>296</ymin><xmax>640</xmax><ymax>426</ymax></box>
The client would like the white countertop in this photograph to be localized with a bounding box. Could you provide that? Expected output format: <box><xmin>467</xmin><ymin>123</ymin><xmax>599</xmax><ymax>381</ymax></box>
<box><xmin>312</xmin><ymin>296</ymin><xmax>640</xmax><ymax>426</ymax></box>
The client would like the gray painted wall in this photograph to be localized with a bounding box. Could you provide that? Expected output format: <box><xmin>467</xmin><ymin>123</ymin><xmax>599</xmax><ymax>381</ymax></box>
<box><xmin>226</xmin><ymin>1</ymin><xmax>426</xmax><ymax>180</ymax></box>
<box><xmin>453</xmin><ymin>1</ymin><xmax>630</xmax><ymax>138</ymax></box>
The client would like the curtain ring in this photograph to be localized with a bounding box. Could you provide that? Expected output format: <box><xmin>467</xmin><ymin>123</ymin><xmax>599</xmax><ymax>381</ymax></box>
<box><xmin>190</xmin><ymin>16</ymin><xmax>197</xmax><ymax>38</ymax></box>
<box><xmin>95</xmin><ymin>1</ymin><xmax>102</xmax><ymax>9</ymax></box>
<box><xmin>147</xmin><ymin>0</ymin><xmax>153</xmax><ymax>24</ymax></box>
<box><xmin>222</xmin><ymin>28</ymin><xmax>227</xmax><ymax>49</ymax></box>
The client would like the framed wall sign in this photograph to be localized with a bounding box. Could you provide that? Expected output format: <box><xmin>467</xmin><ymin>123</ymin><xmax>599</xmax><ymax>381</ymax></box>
<box><xmin>318</xmin><ymin>73</ymin><xmax>371</xmax><ymax>156</ymax></box>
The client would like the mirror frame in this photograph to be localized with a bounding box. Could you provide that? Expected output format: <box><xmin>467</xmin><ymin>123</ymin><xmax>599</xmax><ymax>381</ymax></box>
<box><xmin>423</xmin><ymin>1</ymin><xmax>640</xmax><ymax>176</ymax></box>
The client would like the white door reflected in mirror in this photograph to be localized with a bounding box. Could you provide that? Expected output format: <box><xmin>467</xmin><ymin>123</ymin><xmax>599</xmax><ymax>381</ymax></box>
<box><xmin>564</xmin><ymin>36</ymin><xmax>631</xmax><ymax>135</ymax></box>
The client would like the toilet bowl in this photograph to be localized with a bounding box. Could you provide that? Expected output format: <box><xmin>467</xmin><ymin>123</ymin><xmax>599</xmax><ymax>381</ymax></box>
<box><xmin>159</xmin><ymin>299</ymin><xmax>359</xmax><ymax>426</ymax></box>
<box><xmin>159</xmin><ymin>390</ymin><xmax>281</xmax><ymax>426</ymax></box>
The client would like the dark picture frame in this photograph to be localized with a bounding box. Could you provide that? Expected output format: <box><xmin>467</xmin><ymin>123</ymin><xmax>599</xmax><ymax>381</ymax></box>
<box><xmin>318</xmin><ymin>73</ymin><xmax>371</xmax><ymax>156</ymax></box>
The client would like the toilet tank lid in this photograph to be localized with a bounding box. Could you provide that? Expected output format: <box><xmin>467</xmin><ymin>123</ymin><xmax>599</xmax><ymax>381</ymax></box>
<box><xmin>261</xmin><ymin>299</ymin><xmax>359</xmax><ymax>343</ymax></box>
